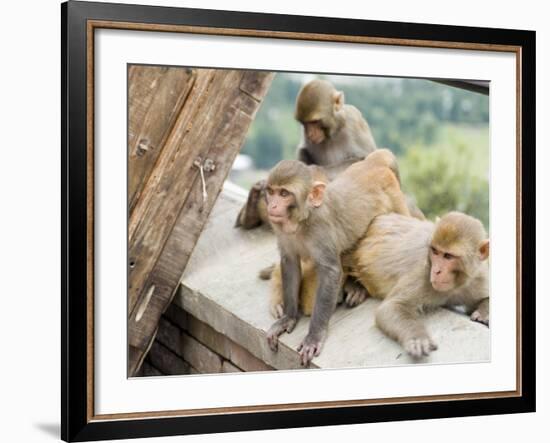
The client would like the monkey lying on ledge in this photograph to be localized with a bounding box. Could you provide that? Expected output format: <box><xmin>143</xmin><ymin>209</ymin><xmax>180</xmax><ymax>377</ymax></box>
<box><xmin>270</xmin><ymin>212</ymin><xmax>490</xmax><ymax>359</ymax></box>
<box><xmin>264</xmin><ymin>149</ymin><xmax>410</xmax><ymax>365</ymax></box>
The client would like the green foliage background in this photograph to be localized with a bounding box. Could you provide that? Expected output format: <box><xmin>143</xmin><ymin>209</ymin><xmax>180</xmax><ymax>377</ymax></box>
<box><xmin>238</xmin><ymin>73</ymin><xmax>489</xmax><ymax>229</ymax></box>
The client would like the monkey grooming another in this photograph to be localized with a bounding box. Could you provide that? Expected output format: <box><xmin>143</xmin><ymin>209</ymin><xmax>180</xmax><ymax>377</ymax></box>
<box><xmin>265</xmin><ymin>149</ymin><xmax>410</xmax><ymax>366</ymax></box>
<box><xmin>235</xmin><ymin>79</ymin><xmax>378</xmax><ymax>230</ymax></box>
<box><xmin>295</xmin><ymin>79</ymin><xmax>377</xmax><ymax>178</ymax></box>
<box><xmin>350</xmin><ymin>212</ymin><xmax>490</xmax><ymax>358</ymax></box>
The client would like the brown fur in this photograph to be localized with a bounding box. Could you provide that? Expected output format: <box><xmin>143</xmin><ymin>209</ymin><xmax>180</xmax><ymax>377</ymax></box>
<box><xmin>352</xmin><ymin>212</ymin><xmax>490</xmax><ymax>358</ymax></box>
<box><xmin>271</xmin><ymin>212</ymin><xmax>490</xmax><ymax>356</ymax></box>
<box><xmin>295</xmin><ymin>79</ymin><xmax>377</xmax><ymax>178</ymax></box>
<box><xmin>235</xmin><ymin>79</ymin><xmax>379</xmax><ymax>230</ymax></box>
<box><xmin>265</xmin><ymin>151</ymin><xmax>410</xmax><ymax>365</ymax></box>
<box><xmin>268</xmin><ymin>150</ymin><xmax>409</xmax><ymax>317</ymax></box>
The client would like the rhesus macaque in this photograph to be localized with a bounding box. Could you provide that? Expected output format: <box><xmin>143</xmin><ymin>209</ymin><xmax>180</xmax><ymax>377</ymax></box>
<box><xmin>295</xmin><ymin>79</ymin><xmax>377</xmax><ymax>178</ymax></box>
<box><xmin>269</xmin><ymin>259</ymin><xmax>363</xmax><ymax>318</ymax></box>
<box><xmin>267</xmin><ymin>149</ymin><xmax>402</xmax><ymax>317</ymax></box>
<box><xmin>235</xmin><ymin>79</ymin><xmax>378</xmax><ymax>229</ymax></box>
<box><xmin>350</xmin><ymin>212</ymin><xmax>490</xmax><ymax>358</ymax></box>
<box><xmin>265</xmin><ymin>149</ymin><xmax>410</xmax><ymax>365</ymax></box>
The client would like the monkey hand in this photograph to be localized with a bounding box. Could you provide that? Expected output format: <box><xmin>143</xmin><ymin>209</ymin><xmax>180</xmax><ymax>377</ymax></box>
<box><xmin>297</xmin><ymin>331</ymin><xmax>326</xmax><ymax>366</ymax></box>
<box><xmin>343</xmin><ymin>278</ymin><xmax>369</xmax><ymax>308</ymax></box>
<box><xmin>267</xmin><ymin>316</ymin><xmax>298</xmax><ymax>352</ymax></box>
<box><xmin>470</xmin><ymin>310</ymin><xmax>489</xmax><ymax>326</ymax></box>
<box><xmin>252</xmin><ymin>179</ymin><xmax>266</xmax><ymax>191</ymax></box>
<box><xmin>403</xmin><ymin>335</ymin><xmax>438</xmax><ymax>359</ymax></box>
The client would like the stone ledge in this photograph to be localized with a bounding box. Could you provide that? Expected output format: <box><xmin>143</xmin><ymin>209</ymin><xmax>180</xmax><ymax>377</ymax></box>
<box><xmin>173</xmin><ymin>188</ymin><xmax>491</xmax><ymax>371</ymax></box>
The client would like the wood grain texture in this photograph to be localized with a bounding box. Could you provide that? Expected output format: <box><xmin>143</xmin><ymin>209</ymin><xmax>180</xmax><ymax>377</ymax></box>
<box><xmin>128</xmin><ymin>65</ymin><xmax>196</xmax><ymax>212</ymax></box>
<box><xmin>127</xmin><ymin>66</ymin><xmax>274</xmax><ymax>375</ymax></box>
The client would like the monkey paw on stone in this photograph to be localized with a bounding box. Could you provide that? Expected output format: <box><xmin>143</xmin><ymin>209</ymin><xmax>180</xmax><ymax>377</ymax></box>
<box><xmin>404</xmin><ymin>336</ymin><xmax>438</xmax><ymax>359</ymax></box>
<box><xmin>470</xmin><ymin>310</ymin><xmax>489</xmax><ymax>326</ymax></box>
<box><xmin>297</xmin><ymin>332</ymin><xmax>326</xmax><ymax>366</ymax></box>
<box><xmin>343</xmin><ymin>279</ymin><xmax>369</xmax><ymax>308</ymax></box>
<box><xmin>267</xmin><ymin>316</ymin><xmax>297</xmax><ymax>352</ymax></box>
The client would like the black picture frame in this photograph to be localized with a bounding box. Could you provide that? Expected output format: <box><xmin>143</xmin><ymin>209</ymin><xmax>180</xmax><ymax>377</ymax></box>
<box><xmin>61</xmin><ymin>1</ymin><xmax>536</xmax><ymax>441</ymax></box>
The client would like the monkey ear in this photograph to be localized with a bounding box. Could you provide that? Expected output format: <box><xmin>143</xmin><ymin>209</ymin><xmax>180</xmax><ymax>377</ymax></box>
<box><xmin>333</xmin><ymin>91</ymin><xmax>344</xmax><ymax>112</ymax></box>
<box><xmin>479</xmin><ymin>239</ymin><xmax>490</xmax><ymax>261</ymax></box>
<box><xmin>308</xmin><ymin>181</ymin><xmax>327</xmax><ymax>208</ymax></box>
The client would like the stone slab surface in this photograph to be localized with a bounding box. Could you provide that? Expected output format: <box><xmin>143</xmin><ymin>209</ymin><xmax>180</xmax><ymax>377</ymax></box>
<box><xmin>174</xmin><ymin>185</ymin><xmax>490</xmax><ymax>371</ymax></box>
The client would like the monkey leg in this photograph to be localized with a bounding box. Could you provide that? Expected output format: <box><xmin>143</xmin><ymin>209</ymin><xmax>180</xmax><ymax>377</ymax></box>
<box><xmin>269</xmin><ymin>264</ymin><xmax>284</xmax><ymax>319</ymax></box>
<box><xmin>469</xmin><ymin>297</ymin><xmax>489</xmax><ymax>326</ymax></box>
<box><xmin>342</xmin><ymin>276</ymin><xmax>369</xmax><ymax>308</ymax></box>
<box><xmin>269</xmin><ymin>260</ymin><xmax>318</xmax><ymax>318</ymax></box>
<box><xmin>375</xmin><ymin>299</ymin><xmax>437</xmax><ymax>359</ymax></box>
<box><xmin>234</xmin><ymin>179</ymin><xmax>267</xmax><ymax>229</ymax></box>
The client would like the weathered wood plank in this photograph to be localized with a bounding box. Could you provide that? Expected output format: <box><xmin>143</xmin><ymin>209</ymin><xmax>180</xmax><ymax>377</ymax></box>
<box><xmin>222</xmin><ymin>361</ymin><xmax>242</xmax><ymax>373</ymax></box>
<box><xmin>128</xmin><ymin>65</ymin><xmax>196</xmax><ymax>212</ymax></box>
<box><xmin>163</xmin><ymin>302</ymin><xmax>188</xmax><ymax>330</ymax></box>
<box><xmin>155</xmin><ymin>317</ymin><xmax>183</xmax><ymax>356</ymax></box>
<box><xmin>147</xmin><ymin>341</ymin><xmax>190</xmax><ymax>375</ymax></box>
<box><xmin>182</xmin><ymin>333</ymin><xmax>223</xmax><ymax>374</ymax></box>
<box><xmin>140</xmin><ymin>360</ymin><xmax>164</xmax><ymax>377</ymax></box>
<box><xmin>127</xmin><ymin>67</ymin><xmax>274</xmax><ymax>374</ymax></box>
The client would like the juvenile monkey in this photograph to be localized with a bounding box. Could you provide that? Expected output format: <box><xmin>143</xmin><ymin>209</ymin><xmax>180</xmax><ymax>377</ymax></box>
<box><xmin>271</xmin><ymin>212</ymin><xmax>490</xmax><ymax>348</ymax></box>
<box><xmin>352</xmin><ymin>212</ymin><xmax>490</xmax><ymax>358</ymax></box>
<box><xmin>295</xmin><ymin>79</ymin><xmax>377</xmax><ymax>178</ymax></box>
<box><xmin>265</xmin><ymin>150</ymin><xmax>410</xmax><ymax>365</ymax></box>
<box><xmin>268</xmin><ymin>149</ymin><xmax>402</xmax><ymax>317</ymax></box>
<box><xmin>235</xmin><ymin>79</ymin><xmax>378</xmax><ymax>229</ymax></box>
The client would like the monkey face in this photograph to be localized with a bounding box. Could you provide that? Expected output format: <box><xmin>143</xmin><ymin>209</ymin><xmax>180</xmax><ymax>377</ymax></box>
<box><xmin>429</xmin><ymin>246</ymin><xmax>461</xmax><ymax>292</ymax></box>
<box><xmin>265</xmin><ymin>186</ymin><xmax>299</xmax><ymax>234</ymax></box>
<box><xmin>303</xmin><ymin>120</ymin><xmax>326</xmax><ymax>144</ymax></box>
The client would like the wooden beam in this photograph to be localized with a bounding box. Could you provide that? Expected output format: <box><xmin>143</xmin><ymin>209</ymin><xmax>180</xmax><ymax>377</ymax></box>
<box><xmin>128</xmin><ymin>65</ymin><xmax>196</xmax><ymax>212</ymax></box>
<box><xmin>127</xmin><ymin>67</ymin><xmax>274</xmax><ymax>375</ymax></box>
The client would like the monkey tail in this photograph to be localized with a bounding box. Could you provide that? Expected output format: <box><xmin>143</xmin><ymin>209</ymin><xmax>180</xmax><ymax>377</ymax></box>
<box><xmin>258</xmin><ymin>264</ymin><xmax>275</xmax><ymax>280</ymax></box>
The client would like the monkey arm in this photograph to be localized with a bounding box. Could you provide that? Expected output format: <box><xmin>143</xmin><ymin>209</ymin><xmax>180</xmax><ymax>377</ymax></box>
<box><xmin>469</xmin><ymin>297</ymin><xmax>489</xmax><ymax>326</ymax></box>
<box><xmin>298</xmin><ymin>258</ymin><xmax>343</xmax><ymax>365</ymax></box>
<box><xmin>266</xmin><ymin>253</ymin><xmax>302</xmax><ymax>352</ymax></box>
<box><xmin>267</xmin><ymin>252</ymin><xmax>302</xmax><ymax>351</ymax></box>
<box><xmin>297</xmin><ymin>146</ymin><xmax>314</xmax><ymax>165</ymax></box>
<box><xmin>234</xmin><ymin>180</ymin><xmax>267</xmax><ymax>229</ymax></box>
<box><xmin>281</xmin><ymin>253</ymin><xmax>302</xmax><ymax>319</ymax></box>
<box><xmin>375</xmin><ymin>296</ymin><xmax>437</xmax><ymax>358</ymax></box>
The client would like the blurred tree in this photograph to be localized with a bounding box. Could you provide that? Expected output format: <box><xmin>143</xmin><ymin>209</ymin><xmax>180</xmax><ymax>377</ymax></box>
<box><xmin>400</xmin><ymin>126</ymin><xmax>489</xmax><ymax>229</ymax></box>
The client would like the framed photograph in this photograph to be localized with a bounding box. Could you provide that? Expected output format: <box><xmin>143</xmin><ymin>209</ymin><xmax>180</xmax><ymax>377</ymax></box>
<box><xmin>62</xmin><ymin>1</ymin><xmax>535</xmax><ymax>441</ymax></box>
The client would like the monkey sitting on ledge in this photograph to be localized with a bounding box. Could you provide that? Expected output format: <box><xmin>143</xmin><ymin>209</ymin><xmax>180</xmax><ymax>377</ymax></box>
<box><xmin>264</xmin><ymin>149</ymin><xmax>410</xmax><ymax>365</ymax></box>
<box><xmin>235</xmin><ymin>79</ymin><xmax>378</xmax><ymax>230</ymax></box>
<box><xmin>270</xmin><ymin>212</ymin><xmax>490</xmax><ymax>359</ymax></box>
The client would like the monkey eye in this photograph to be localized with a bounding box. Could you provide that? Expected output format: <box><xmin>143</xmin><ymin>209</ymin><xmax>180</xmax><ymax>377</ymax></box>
<box><xmin>443</xmin><ymin>253</ymin><xmax>455</xmax><ymax>260</ymax></box>
<box><xmin>430</xmin><ymin>246</ymin><xmax>439</xmax><ymax>255</ymax></box>
<box><xmin>266</xmin><ymin>187</ymin><xmax>274</xmax><ymax>196</ymax></box>
<box><xmin>280</xmin><ymin>189</ymin><xmax>290</xmax><ymax>197</ymax></box>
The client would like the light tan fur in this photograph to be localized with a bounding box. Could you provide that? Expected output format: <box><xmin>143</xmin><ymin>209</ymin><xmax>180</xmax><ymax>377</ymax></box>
<box><xmin>353</xmin><ymin>212</ymin><xmax>489</xmax><ymax>358</ymax></box>
<box><xmin>265</xmin><ymin>151</ymin><xmax>410</xmax><ymax>364</ymax></box>
<box><xmin>236</xmin><ymin>79</ymin><xmax>381</xmax><ymax>230</ymax></box>
<box><xmin>268</xmin><ymin>150</ymin><xmax>409</xmax><ymax>317</ymax></box>
<box><xmin>271</xmin><ymin>212</ymin><xmax>490</xmax><ymax>358</ymax></box>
